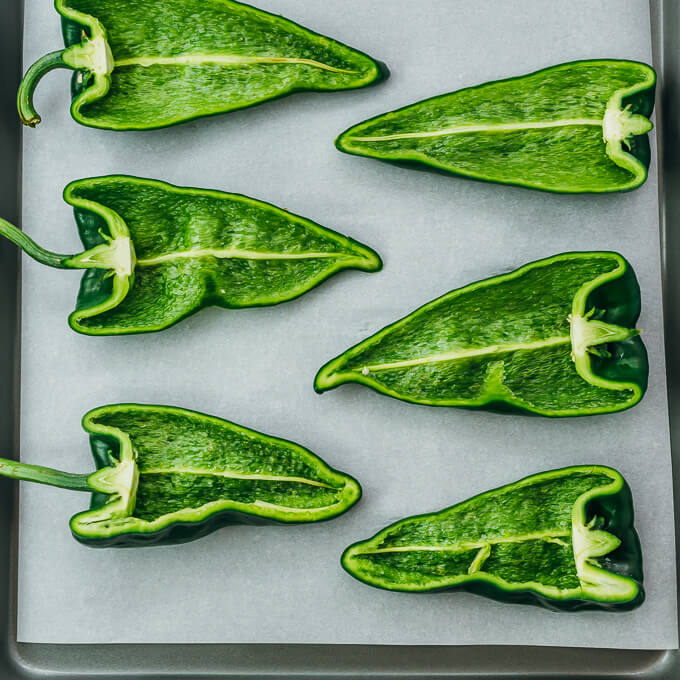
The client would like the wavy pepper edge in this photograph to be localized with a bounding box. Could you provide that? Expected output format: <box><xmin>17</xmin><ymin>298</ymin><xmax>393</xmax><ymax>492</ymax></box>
<box><xmin>0</xmin><ymin>404</ymin><xmax>362</xmax><ymax>547</ymax></box>
<box><xmin>315</xmin><ymin>252</ymin><xmax>648</xmax><ymax>417</ymax></box>
<box><xmin>336</xmin><ymin>60</ymin><xmax>656</xmax><ymax>194</ymax></box>
<box><xmin>0</xmin><ymin>175</ymin><xmax>382</xmax><ymax>335</ymax></box>
<box><xmin>18</xmin><ymin>0</ymin><xmax>387</xmax><ymax>130</ymax></box>
<box><xmin>342</xmin><ymin>466</ymin><xmax>643</xmax><ymax>611</ymax></box>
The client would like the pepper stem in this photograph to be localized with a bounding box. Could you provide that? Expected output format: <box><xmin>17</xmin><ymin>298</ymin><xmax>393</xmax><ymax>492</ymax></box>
<box><xmin>17</xmin><ymin>50</ymin><xmax>71</xmax><ymax>128</ymax></box>
<box><xmin>0</xmin><ymin>218</ymin><xmax>75</xmax><ymax>269</ymax></box>
<box><xmin>0</xmin><ymin>218</ymin><xmax>135</xmax><ymax>276</ymax></box>
<box><xmin>0</xmin><ymin>457</ymin><xmax>91</xmax><ymax>492</ymax></box>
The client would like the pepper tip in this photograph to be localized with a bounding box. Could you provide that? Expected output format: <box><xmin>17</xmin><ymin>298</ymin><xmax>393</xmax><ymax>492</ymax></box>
<box><xmin>21</xmin><ymin>115</ymin><xmax>42</xmax><ymax>128</ymax></box>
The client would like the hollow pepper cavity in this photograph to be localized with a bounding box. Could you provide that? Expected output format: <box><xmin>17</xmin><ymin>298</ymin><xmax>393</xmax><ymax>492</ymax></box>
<box><xmin>343</xmin><ymin>465</ymin><xmax>643</xmax><ymax>611</ymax></box>
<box><xmin>0</xmin><ymin>175</ymin><xmax>381</xmax><ymax>335</ymax></box>
<box><xmin>316</xmin><ymin>252</ymin><xmax>648</xmax><ymax>416</ymax></box>
<box><xmin>0</xmin><ymin>404</ymin><xmax>361</xmax><ymax>547</ymax></box>
<box><xmin>18</xmin><ymin>0</ymin><xmax>386</xmax><ymax>130</ymax></box>
<box><xmin>337</xmin><ymin>60</ymin><xmax>655</xmax><ymax>192</ymax></box>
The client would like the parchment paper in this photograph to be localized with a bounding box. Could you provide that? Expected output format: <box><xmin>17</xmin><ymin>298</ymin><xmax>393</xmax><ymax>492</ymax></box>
<box><xmin>18</xmin><ymin>0</ymin><xmax>677</xmax><ymax>648</ymax></box>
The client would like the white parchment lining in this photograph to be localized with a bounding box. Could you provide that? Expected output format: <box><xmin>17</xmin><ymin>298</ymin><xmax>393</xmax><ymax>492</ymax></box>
<box><xmin>17</xmin><ymin>0</ymin><xmax>677</xmax><ymax>648</ymax></box>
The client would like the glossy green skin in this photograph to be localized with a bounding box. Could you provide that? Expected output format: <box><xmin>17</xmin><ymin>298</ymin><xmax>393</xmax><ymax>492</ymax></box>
<box><xmin>343</xmin><ymin>466</ymin><xmax>643</xmax><ymax>611</ymax></box>
<box><xmin>58</xmin><ymin>0</ymin><xmax>385</xmax><ymax>130</ymax></box>
<box><xmin>337</xmin><ymin>60</ymin><xmax>655</xmax><ymax>193</ymax></box>
<box><xmin>62</xmin><ymin>175</ymin><xmax>380</xmax><ymax>334</ymax></box>
<box><xmin>315</xmin><ymin>252</ymin><xmax>648</xmax><ymax>417</ymax></box>
<box><xmin>77</xmin><ymin>404</ymin><xmax>362</xmax><ymax>547</ymax></box>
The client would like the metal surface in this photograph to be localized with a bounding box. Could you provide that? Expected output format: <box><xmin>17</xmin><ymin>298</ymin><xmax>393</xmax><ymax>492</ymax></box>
<box><xmin>1</xmin><ymin>0</ymin><xmax>678</xmax><ymax>677</ymax></box>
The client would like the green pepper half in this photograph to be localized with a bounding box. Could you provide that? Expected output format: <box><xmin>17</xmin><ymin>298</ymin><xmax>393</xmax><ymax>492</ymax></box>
<box><xmin>18</xmin><ymin>0</ymin><xmax>386</xmax><ymax>130</ymax></box>
<box><xmin>343</xmin><ymin>466</ymin><xmax>643</xmax><ymax>611</ymax></box>
<box><xmin>0</xmin><ymin>404</ymin><xmax>361</xmax><ymax>547</ymax></box>
<box><xmin>315</xmin><ymin>252</ymin><xmax>647</xmax><ymax>416</ymax></box>
<box><xmin>0</xmin><ymin>175</ymin><xmax>381</xmax><ymax>335</ymax></box>
<box><xmin>337</xmin><ymin>60</ymin><xmax>655</xmax><ymax>193</ymax></box>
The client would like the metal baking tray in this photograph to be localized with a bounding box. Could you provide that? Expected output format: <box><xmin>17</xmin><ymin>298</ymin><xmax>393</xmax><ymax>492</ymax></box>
<box><xmin>1</xmin><ymin>0</ymin><xmax>678</xmax><ymax>677</ymax></box>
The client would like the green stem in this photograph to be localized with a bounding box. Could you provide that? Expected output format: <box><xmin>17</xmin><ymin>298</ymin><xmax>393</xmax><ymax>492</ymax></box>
<box><xmin>0</xmin><ymin>218</ymin><xmax>75</xmax><ymax>269</ymax></box>
<box><xmin>0</xmin><ymin>457</ymin><xmax>91</xmax><ymax>492</ymax></box>
<box><xmin>17</xmin><ymin>50</ymin><xmax>71</xmax><ymax>127</ymax></box>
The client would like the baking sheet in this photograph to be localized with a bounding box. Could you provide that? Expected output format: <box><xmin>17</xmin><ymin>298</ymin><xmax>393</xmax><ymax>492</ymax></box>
<box><xmin>17</xmin><ymin>0</ymin><xmax>677</xmax><ymax>648</ymax></box>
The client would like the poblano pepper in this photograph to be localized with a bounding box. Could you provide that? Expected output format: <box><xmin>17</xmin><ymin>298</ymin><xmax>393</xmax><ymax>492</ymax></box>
<box><xmin>0</xmin><ymin>175</ymin><xmax>381</xmax><ymax>335</ymax></box>
<box><xmin>18</xmin><ymin>0</ymin><xmax>385</xmax><ymax>130</ymax></box>
<box><xmin>342</xmin><ymin>466</ymin><xmax>643</xmax><ymax>610</ymax></box>
<box><xmin>315</xmin><ymin>252</ymin><xmax>647</xmax><ymax>416</ymax></box>
<box><xmin>0</xmin><ymin>404</ymin><xmax>361</xmax><ymax>546</ymax></box>
<box><xmin>336</xmin><ymin>60</ymin><xmax>655</xmax><ymax>193</ymax></box>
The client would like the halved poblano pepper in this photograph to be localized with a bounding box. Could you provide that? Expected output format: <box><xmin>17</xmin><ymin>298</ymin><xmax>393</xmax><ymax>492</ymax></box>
<box><xmin>0</xmin><ymin>175</ymin><xmax>381</xmax><ymax>335</ymax></box>
<box><xmin>315</xmin><ymin>252</ymin><xmax>647</xmax><ymax>416</ymax></box>
<box><xmin>343</xmin><ymin>466</ymin><xmax>643</xmax><ymax>611</ymax></box>
<box><xmin>18</xmin><ymin>0</ymin><xmax>385</xmax><ymax>130</ymax></box>
<box><xmin>337</xmin><ymin>60</ymin><xmax>655</xmax><ymax>193</ymax></box>
<box><xmin>2</xmin><ymin>404</ymin><xmax>361</xmax><ymax>546</ymax></box>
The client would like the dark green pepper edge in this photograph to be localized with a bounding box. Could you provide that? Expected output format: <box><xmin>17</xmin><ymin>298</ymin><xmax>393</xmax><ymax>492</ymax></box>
<box><xmin>335</xmin><ymin>59</ymin><xmax>656</xmax><ymax>194</ymax></box>
<box><xmin>314</xmin><ymin>252</ymin><xmax>648</xmax><ymax>417</ymax></box>
<box><xmin>61</xmin><ymin>174</ymin><xmax>383</xmax><ymax>335</ymax></box>
<box><xmin>58</xmin><ymin>1</ymin><xmax>389</xmax><ymax>132</ymax></box>
<box><xmin>76</xmin><ymin>403</ymin><xmax>363</xmax><ymax>547</ymax></box>
<box><xmin>341</xmin><ymin>465</ymin><xmax>644</xmax><ymax>611</ymax></box>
